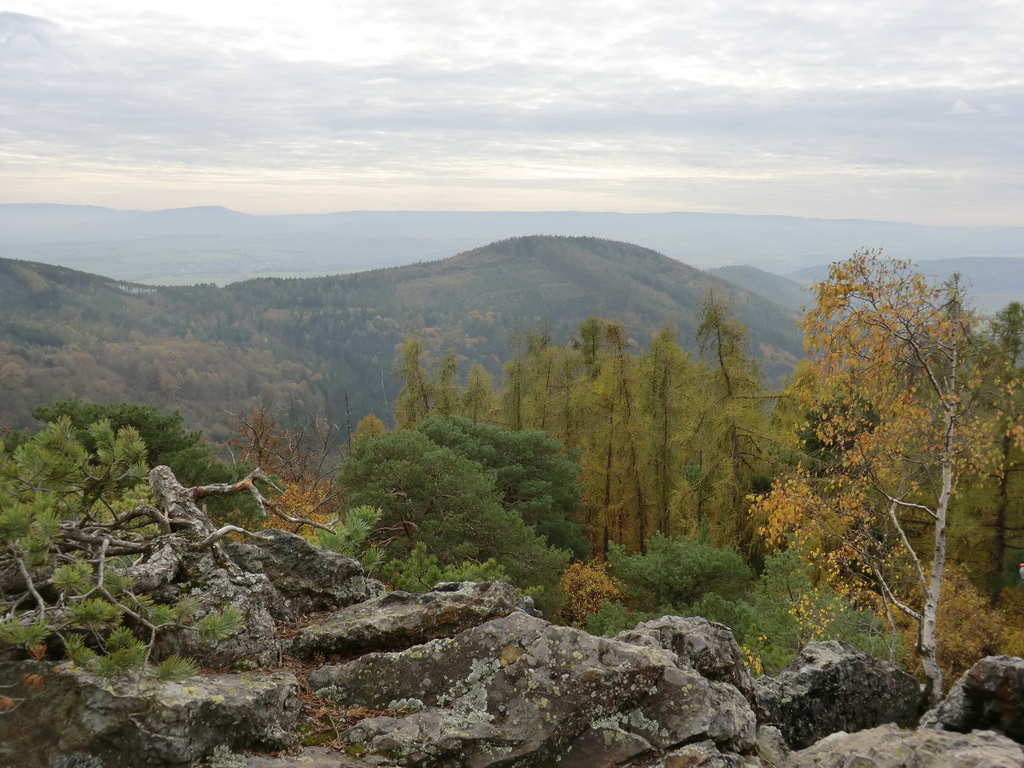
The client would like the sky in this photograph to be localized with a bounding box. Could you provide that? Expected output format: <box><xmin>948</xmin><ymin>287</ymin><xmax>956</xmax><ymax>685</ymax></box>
<box><xmin>1</xmin><ymin>1</ymin><xmax>1022</xmax><ymax>225</ymax></box>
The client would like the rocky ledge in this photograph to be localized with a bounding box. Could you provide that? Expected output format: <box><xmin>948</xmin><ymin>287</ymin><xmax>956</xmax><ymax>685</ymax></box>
<box><xmin>0</xmin><ymin>660</ymin><xmax>299</xmax><ymax>767</ymax></box>
<box><xmin>7</xmin><ymin>531</ymin><xmax>1024</xmax><ymax>768</ymax></box>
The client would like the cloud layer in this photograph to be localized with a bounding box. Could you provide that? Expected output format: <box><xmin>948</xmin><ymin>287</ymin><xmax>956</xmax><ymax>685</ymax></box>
<box><xmin>1</xmin><ymin>1</ymin><xmax>1022</xmax><ymax>224</ymax></box>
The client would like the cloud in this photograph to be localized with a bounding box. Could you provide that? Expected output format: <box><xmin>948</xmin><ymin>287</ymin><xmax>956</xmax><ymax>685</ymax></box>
<box><xmin>0</xmin><ymin>3</ymin><xmax>1022</xmax><ymax>224</ymax></box>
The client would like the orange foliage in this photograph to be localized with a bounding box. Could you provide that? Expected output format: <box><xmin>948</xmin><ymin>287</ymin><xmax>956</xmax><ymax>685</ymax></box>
<box><xmin>231</xmin><ymin>406</ymin><xmax>342</xmax><ymax>530</ymax></box>
<box><xmin>354</xmin><ymin>413</ymin><xmax>387</xmax><ymax>441</ymax></box>
<box><xmin>890</xmin><ymin>564</ymin><xmax>1007</xmax><ymax>688</ymax></box>
<box><xmin>559</xmin><ymin>560</ymin><xmax>622</xmax><ymax>627</ymax></box>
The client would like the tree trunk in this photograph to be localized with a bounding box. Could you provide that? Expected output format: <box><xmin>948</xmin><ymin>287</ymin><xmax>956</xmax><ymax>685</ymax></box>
<box><xmin>921</xmin><ymin>408</ymin><xmax>954</xmax><ymax>705</ymax></box>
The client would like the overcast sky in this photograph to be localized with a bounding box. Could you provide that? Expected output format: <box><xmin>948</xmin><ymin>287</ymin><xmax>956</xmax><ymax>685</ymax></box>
<box><xmin>1</xmin><ymin>1</ymin><xmax>1021</xmax><ymax>224</ymax></box>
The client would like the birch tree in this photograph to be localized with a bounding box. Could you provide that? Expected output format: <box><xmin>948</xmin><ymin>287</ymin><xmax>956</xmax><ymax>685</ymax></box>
<box><xmin>757</xmin><ymin>250</ymin><xmax>989</xmax><ymax>704</ymax></box>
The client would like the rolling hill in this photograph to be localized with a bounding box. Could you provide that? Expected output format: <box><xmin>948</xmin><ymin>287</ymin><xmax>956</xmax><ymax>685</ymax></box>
<box><xmin>0</xmin><ymin>236</ymin><xmax>802</xmax><ymax>439</ymax></box>
<box><xmin>707</xmin><ymin>266</ymin><xmax>808</xmax><ymax>313</ymax></box>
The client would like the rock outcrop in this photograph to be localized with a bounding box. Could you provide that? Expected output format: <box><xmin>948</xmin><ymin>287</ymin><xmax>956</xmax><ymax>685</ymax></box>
<box><xmin>148</xmin><ymin>530</ymin><xmax>382</xmax><ymax>670</ymax></box>
<box><xmin>8</xmin><ymin>514</ymin><xmax>1012</xmax><ymax>768</ymax></box>
<box><xmin>615</xmin><ymin>616</ymin><xmax>757</xmax><ymax>705</ymax></box>
<box><xmin>755</xmin><ymin>640</ymin><xmax>920</xmax><ymax>749</ymax></box>
<box><xmin>309</xmin><ymin>611</ymin><xmax>758</xmax><ymax>766</ymax></box>
<box><xmin>291</xmin><ymin>580</ymin><xmax>530</xmax><ymax>659</ymax></box>
<box><xmin>788</xmin><ymin>723</ymin><xmax>1024</xmax><ymax>767</ymax></box>
<box><xmin>225</xmin><ymin>529</ymin><xmax>383</xmax><ymax>619</ymax></box>
<box><xmin>921</xmin><ymin>654</ymin><xmax>1024</xmax><ymax>742</ymax></box>
<box><xmin>0</xmin><ymin>660</ymin><xmax>300</xmax><ymax>768</ymax></box>
<box><xmin>152</xmin><ymin>564</ymin><xmax>283</xmax><ymax>669</ymax></box>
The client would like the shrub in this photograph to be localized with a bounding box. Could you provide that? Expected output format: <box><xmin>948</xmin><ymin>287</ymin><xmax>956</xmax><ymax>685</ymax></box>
<box><xmin>559</xmin><ymin>561</ymin><xmax>622</xmax><ymax>627</ymax></box>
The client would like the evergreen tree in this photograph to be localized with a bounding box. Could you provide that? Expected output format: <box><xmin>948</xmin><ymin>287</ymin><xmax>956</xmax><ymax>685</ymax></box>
<box><xmin>416</xmin><ymin>415</ymin><xmax>589</xmax><ymax>557</ymax></box>
<box><xmin>0</xmin><ymin>418</ymin><xmax>241</xmax><ymax>680</ymax></box>
<box><xmin>337</xmin><ymin>430</ymin><xmax>570</xmax><ymax>611</ymax></box>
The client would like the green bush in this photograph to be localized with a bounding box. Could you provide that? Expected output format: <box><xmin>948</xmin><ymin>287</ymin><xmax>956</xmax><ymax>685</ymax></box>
<box><xmin>607</xmin><ymin>533</ymin><xmax>752</xmax><ymax>611</ymax></box>
<box><xmin>316</xmin><ymin>505</ymin><xmax>384</xmax><ymax>573</ymax></box>
<box><xmin>585</xmin><ymin>600</ymin><xmax>661</xmax><ymax>636</ymax></box>
<box><xmin>589</xmin><ymin>536</ymin><xmax>900</xmax><ymax>675</ymax></box>
<box><xmin>337</xmin><ymin>430</ymin><xmax>569</xmax><ymax>613</ymax></box>
<box><xmin>380</xmin><ymin>542</ymin><xmax>511</xmax><ymax>592</ymax></box>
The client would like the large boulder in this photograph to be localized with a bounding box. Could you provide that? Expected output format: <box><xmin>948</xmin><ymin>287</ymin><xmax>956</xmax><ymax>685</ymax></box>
<box><xmin>292</xmin><ymin>581</ymin><xmax>531</xmax><ymax>659</ymax></box>
<box><xmin>309</xmin><ymin>611</ymin><xmax>757</xmax><ymax>766</ymax></box>
<box><xmin>755</xmin><ymin>640</ymin><xmax>920</xmax><ymax>749</ymax></box>
<box><xmin>151</xmin><ymin>563</ymin><xmax>283</xmax><ymax>669</ymax></box>
<box><xmin>921</xmin><ymin>655</ymin><xmax>1024</xmax><ymax>742</ymax></box>
<box><xmin>225</xmin><ymin>529</ymin><xmax>383</xmax><ymax>619</ymax></box>
<box><xmin>151</xmin><ymin>529</ymin><xmax>384</xmax><ymax>670</ymax></box>
<box><xmin>788</xmin><ymin>724</ymin><xmax>1024</xmax><ymax>767</ymax></box>
<box><xmin>615</xmin><ymin>616</ymin><xmax>756</xmax><ymax>704</ymax></box>
<box><xmin>0</xmin><ymin>660</ymin><xmax>300</xmax><ymax>768</ymax></box>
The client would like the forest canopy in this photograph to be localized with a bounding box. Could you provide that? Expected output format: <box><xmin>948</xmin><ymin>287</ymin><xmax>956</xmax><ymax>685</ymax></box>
<box><xmin>2</xmin><ymin>249</ymin><xmax>1023</xmax><ymax>696</ymax></box>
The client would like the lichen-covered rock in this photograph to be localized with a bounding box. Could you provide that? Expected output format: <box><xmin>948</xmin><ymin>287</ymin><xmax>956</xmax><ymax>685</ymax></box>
<box><xmin>754</xmin><ymin>725</ymin><xmax>788</xmax><ymax>768</ymax></box>
<box><xmin>920</xmin><ymin>655</ymin><xmax>1024</xmax><ymax>742</ymax></box>
<box><xmin>225</xmin><ymin>529</ymin><xmax>383</xmax><ymax>619</ymax></box>
<box><xmin>152</xmin><ymin>564</ymin><xmax>283</xmax><ymax>669</ymax></box>
<box><xmin>244</xmin><ymin>749</ymin><xmax>369</xmax><ymax>767</ymax></box>
<box><xmin>654</xmin><ymin>740</ymin><xmax>750</xmax><ymax>767</ymax></box>
<box><xmin>615</xmin><ymin>616</ymin><xmax>756</xmax><ymax>704</ymax></box>
<box><xmin>560</xmin><ymin>727</ymin><xmax>655</xmax><ymax>767</ymax></box>
<box><xmin>291</xmin><ymin>581</ymin><xmax>530</xmax><ymax>659</ymax></box>
<box><xmin>755</xmin><ymin>640</ymin><xmax>920</xmax><ymax>749</ymax></box>
<box><xmin>0</xmin><ymin>660</ymin><xmax>300</xmax><ymax>768</ymax></box>
<box><xmin>309</xmin><ymin>611</ymin><xmax>757</xmax><ymax>766</ymax></box>
<box><xmin>787</xmin><ymin>724</ymin><xmax>1024</xmax><ymax>767</ymax></box>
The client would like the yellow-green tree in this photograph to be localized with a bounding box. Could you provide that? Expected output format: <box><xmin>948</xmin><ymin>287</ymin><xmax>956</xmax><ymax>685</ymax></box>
<box><xmin>461</xmin><ymin>364</ymin><xmax>496</xmax><ymax>423</ymax></box>
<box><xmin>638</xmin><ymin>327</ymin><xmax>693</xmax><ymax>537</ymax></box>
<box><xmin>689</xmin><ymin>293</ymin><xmax>772</xmax><ymax>549</ymax></box>
<box><xmin>979</xmin><ymin>303</ymin><xmax>1024</xmax><ymax>602</ymax></box>
<box><xmin>354</xmin><ymin>412</ymin><xmax>387</xmax><ymax>441</ymax></box>
<box><xmin>394</xmin><ymin>338</ymin><xmax>432</xmax><ymax>429</ymax></box>
<box><xmin>433</xmin><ymin>351</ymin><xmax>461</xmax><ymax>417</ymax></box>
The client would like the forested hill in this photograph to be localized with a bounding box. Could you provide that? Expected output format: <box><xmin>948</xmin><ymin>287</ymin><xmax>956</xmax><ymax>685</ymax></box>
<box><xmin>0</xmin><ymin>235</ymin><xmax>801</xmax><ymax>438</ymax></box>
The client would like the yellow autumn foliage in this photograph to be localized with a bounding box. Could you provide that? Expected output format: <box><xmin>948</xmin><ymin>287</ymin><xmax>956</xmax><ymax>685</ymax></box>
<box><xmin>559</xmin><ymin>560</ymin><xmax>623</xmax><ymax>628</ymax></box>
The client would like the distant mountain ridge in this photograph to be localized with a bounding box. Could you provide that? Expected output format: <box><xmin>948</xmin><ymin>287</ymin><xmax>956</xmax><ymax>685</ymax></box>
<box><xmin>2</xmin><ymin>204</ymin><xmax>1021</xmax><ymax>285</ymax></box>
<box><xmin>0</xmin><ymin>235</ymin><xmax>801</xmax><ymax>437</ymax></box>
<box><xmin>787</xmin><ymin>257</ymin><xmax>1024</xmax><ymax>314</ymax></box>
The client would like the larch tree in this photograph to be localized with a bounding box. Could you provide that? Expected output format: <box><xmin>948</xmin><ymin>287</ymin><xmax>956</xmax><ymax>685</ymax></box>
<box><xmin>692</xmin><ymin>292</ymin><xmax>770</xmax><ymax>548</ymax></box>
<box><xmin>756</xmin><ymin>250</ymin><xmax>990</xmax><ymax>704</ymax></box>
<box><xmin>394</xmin><ymin>338</ymin><xmax>433</xmax><ymax>429</ymax></box>
<box><xmin>432</xmin><ymin>351</ymin><xmax>461</xmax><ymax>418</ymax></box>
<box><xmin>603</xmin><ymin>323</ymin><xmax>650</xmax><ymax>552</ymax></box>
<box><xmin>639</xmin><ymin>328</ymin><xmax>691</xmax><ymax>537</ymax></box>
<box><xmin>461</xmin><ymin>364</ymin><xmax>496</xmax><ymax>424</ymax></box>
<box><xmin>980</xmin><ymin>302</ymin><xmax>1024</xmax><ymax>603</ymax></box>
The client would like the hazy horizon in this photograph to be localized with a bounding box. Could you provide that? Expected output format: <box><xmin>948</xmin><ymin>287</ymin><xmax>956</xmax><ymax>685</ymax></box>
<box><xmin>8</xmin><ymin>201</ymin><xmax>1024</xmax><ymax>229</ymax></box>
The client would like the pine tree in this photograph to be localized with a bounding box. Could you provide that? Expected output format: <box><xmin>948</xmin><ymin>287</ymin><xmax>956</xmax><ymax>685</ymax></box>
<box><xmin>0</xmin><ymin>418</ymin><xmax>248</xmax><ymax>681</ymax></box>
